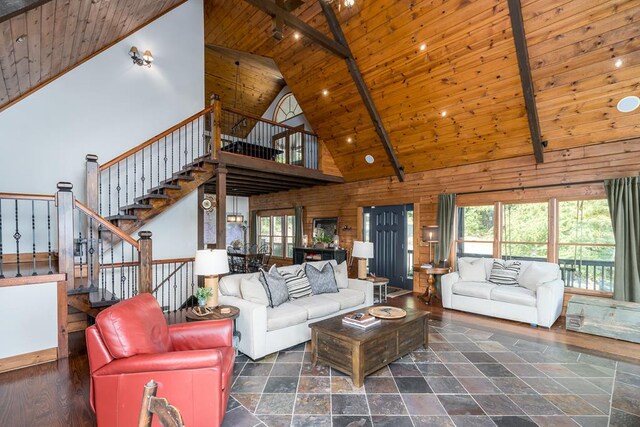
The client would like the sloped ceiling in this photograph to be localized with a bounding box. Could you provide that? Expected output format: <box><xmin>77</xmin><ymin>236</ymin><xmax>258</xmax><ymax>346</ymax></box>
<box><xmin>204</xmin><ymin>0</ymin><xmax>640</xmax><ymax>182</ymax></box>
<box><xmin>205</xmin><ymin>44</ymin><xmax>284</xmax><ymax>117</ymax></box>
<box><xmin>0</xmin><ymin>0</ymin><xmax>186</xmax><ymax>110</ymax></box>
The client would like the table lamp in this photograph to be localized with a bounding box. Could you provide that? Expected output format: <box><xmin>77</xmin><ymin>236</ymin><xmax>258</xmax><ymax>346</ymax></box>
<box><xmin>352</xmin><ymin>241</ymin><xmax>374</xmax><ymax>279</ymax></box>
<box><xmin>194</xmin><ymin>249</ymin><xmax>230</xmax><ymax>307</ymax></box>
<box><xmin>421</xmin><ymin>225</ymin><xmax>439</xmax><ymax>264</ymax></box>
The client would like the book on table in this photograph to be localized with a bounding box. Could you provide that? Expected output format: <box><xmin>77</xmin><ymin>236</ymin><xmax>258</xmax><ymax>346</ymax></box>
<box><xmin>342</xmin><ymin>312</ymin><xmax>381</xmax><ymax>328</ymax></box>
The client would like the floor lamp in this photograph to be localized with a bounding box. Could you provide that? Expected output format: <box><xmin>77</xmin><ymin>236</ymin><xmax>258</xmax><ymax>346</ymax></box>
<box><xmin>194</xmin><ymin>249</ymin><xmax>229</xmax><ymax>307</ymax></box>
<box><xmin>352</xmin><ymin>241</ymin><xmax>374</xmax><ymax>279</ymax></box>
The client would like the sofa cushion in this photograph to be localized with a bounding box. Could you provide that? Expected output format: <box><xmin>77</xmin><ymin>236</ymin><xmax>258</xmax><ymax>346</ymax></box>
<box><xmin>240</xmin><ymin>276</ymin><xmax>269</xmax><ymax>306</ymax></box>
<box><xmin>305</xmin><ymin>262</ymin><xmax>339</xmax><ymax>295</ymax></box>
<box><xmin>452</xmin><ymin>281</ymin><xmax>497</xmax><ymax>300</ymax></box>
<box><xmin>458</xmin><ymin>258</ymin><xmax>487</xmax><ymax>281</ymax></box>
<box><xmin>220</xmin><ymin>273</ymin><xmax>256</xmax><ymax>297</ymax></box>
<box><xmin>322</xmin><ymin>288</ymin><xmax>365</xmax><ymax>309</ymax></box>
<box><xmin>289</xmin><ymin>295</ymin><xmax>341</xmax><ymax>319</ymax></box>
<box><xmin>490</xmin><ymin>285</ymin><xmax>536</xmax><ymax>307</ymax></box>
<box><xmin>519</xmin><ymin>262</ymin><xmax>560</xmax><ymax>291</ymax></box>
<box><xmin>488</xmin><ymin>260</ymin><xmax>521</xmax><ymax>286</ymax></box>
<box><xmin>96</xmin><ymin>293</ymin><xmax>171</xmax><ymax>359</ymax></box>
<box><xmin>281</xmin><ymin>269</ymin><xmax>313</xmax><ymax>300</ymax></box>
<box><xmin>266</xmin><ymin>303</ymin><xmax>309</xmax><ymax>331</ymax></box>
<box><xmin>259</xmin><ymin>265</ymin><xmax>290</xmax><ymax>308</ymax></box>
<box><xmin>333</xmin><ymin>261</ymin><xmax>349</xmax><ymax>289</ymax></box>
<box><xmin>277</xmin><ymin>264</ymin><xmax>302</xmax><ymax>275</ymax></box>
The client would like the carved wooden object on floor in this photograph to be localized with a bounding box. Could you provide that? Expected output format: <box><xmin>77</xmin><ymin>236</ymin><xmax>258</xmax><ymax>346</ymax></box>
<box><xmin>138</xmin><ymin>380</ymin><xmax>184</xmax><ymax>427</ymax></box>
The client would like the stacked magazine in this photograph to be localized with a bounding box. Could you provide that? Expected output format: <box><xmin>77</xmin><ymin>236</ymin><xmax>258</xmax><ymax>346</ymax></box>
<box><xmin>342</xmin><ymin>312</ymin><xmax>381</xmax><ymax>329</ymax></box>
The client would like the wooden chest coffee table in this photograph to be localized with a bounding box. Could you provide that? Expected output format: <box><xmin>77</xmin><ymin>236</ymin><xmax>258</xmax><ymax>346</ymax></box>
<box><xmin>309</xmin><ymin>306</ymin><xmax>429</xmax><ymax>387</ymax></box>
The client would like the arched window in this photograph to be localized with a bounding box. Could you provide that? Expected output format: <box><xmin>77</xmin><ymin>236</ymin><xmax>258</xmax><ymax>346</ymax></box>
<box><xmin>273</xmin><ymin>93</ymin><xmax>302</xmax><ymax>123</ymax></box>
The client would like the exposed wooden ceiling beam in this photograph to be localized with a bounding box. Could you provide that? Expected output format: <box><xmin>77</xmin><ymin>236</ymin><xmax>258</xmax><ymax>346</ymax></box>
<box><xmin>507</xmin><ymin>0</ymin><xmax>545</xmax><ymax>164</ymax></box>
<box><xmin>0</xmin><ymin>0</ymin><xmax>48</xmax><ymax>23</ymax></box>
<box><xmin>242</xmin><ymin>0</ymin><xmax>350</xmax><ymax>59</ymax></box>
<box><xmin>319</xmin><ymin>0</ymin><xmax>405</xmax><ymax>181</ymax></box>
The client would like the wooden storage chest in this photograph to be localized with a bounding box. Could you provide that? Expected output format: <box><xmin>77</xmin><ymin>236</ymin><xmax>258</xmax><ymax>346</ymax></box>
<box><xmin>566</xmin><ymin>295</ymin><xmax>640</xmax><ymax>344</ymax></box>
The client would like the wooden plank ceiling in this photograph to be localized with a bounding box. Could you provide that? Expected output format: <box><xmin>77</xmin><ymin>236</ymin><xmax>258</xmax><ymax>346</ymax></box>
<box><xmin>204</xmin><ymin>0</ymin><xmax>640</xmax><ymax>182</ymax></box>
<box><xmin>0</xmin><ymin>0</ymin><xmax>186</xmax><ymax>110</ymax></box>
<box><xmin>205</xmin><ymin>44</ymin><xmax>284</xmax><ymax>117</ymax></box>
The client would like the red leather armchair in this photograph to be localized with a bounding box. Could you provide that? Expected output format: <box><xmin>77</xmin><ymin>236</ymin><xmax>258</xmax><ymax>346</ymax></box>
<box><xmin>86</xmin><ymin>294</ymin><xmax>235</xmax><ymax>427</ymax></box>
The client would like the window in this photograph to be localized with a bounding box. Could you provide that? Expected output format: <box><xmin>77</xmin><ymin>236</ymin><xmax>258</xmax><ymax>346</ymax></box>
<box><xmin>558</xmin><ymin>200</ymin><xmax>615</xmax><ymax>292</ymax></box>
<box><xmin>456</xmin><ymin>205</ymin><xmax>494</xmax><ymax>258</ymax></box>
<box><xmin>502</xmin><ymin>202</ymin><xmax>548</xmax><ymax>260</ymax></box>
<box><xmin>273</xmin><ymin>93</ymin><xmax>302</xmax><ymax>123</ymax></box>
<box><xmin>258</xmin><ymin>214</ymin><xmax>295</xmax><ymax>258</ymax></box>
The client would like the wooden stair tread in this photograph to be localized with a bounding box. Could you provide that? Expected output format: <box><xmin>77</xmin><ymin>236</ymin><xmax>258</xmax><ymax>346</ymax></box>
<box><xmin>89</xmin><ymin>289</ymin><xmax>120</xmax><ymax>308</ymax></box>
<box><xmin>105</xmin><ymin>214</ymin><xmax>138</xmax><ymax>221</ymax></box>
<box><xmin>170</xmin><ymin>173</ymin><xmax>196</xmax><ymax>182</ymax></box>
<box><xmin>120</xmin><ymin>203</ymin><xmax>153</xmax><ymax>211</ymax></box>
<box><xmin>134</xmin><ymin>193</ymin><xmax>170</xmax><ymax>203</ymax></box>
<box><xmin>148</xmin><ymin>183</ymin><xmax>182</xmax><ymax>193</ymax></box>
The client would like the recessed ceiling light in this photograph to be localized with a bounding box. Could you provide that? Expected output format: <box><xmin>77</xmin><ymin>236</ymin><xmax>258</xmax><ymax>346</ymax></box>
<box><xmin>344</xmin><ymin>0</ymin><xmax>355</xmax><ymax>7</ymax></box>
<box><xmin>365</xmin><ymin>154</ymin><xmax>374</xmax><ymax>164</ymax></box>
<box><xmin>15</xmin><ymin>34</ymin><xmax>27</xmax><ymax>43</ymax></box>
<box><xmin>293</xmin><ymin>32</ymin><xmax>301</xmax><ymax>40</ymax></box>
<box><xmin>614</xmin><ymin>58</ymin><xmax>623</xmax><ymax>68</ymax></box>
<box><xmin>617</xmin><ymin>96</ymin><xmax>640</xmax><ymax>113</ymax></box>
<box><xmin>346</xmin><ymin>137</ymin><xmax>353</xmax><ymax>143</ymax></box>
<box><xmin>419</xmin><ymin>43</ymin><xmax>427</xmax><ymax>52</ymax></box>
<box><xmin>440</xmin><ymin>111</ymin><xmax>447</xmax><ymax>117</ymax></box>
<box><xmin>322</xmin><ymin>89</ymin><xmax>329</xmax><ymax>96</ymax></box>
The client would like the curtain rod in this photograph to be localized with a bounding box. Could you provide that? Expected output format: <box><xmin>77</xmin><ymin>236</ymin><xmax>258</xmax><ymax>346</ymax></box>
<box><xmin>456</xmin><ymin>179</ymin><xmax>603</xmax><ymax>196</ymax></box>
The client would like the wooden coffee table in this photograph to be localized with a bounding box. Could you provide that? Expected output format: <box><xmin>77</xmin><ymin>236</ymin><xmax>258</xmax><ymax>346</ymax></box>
<box><xmin>309</xmin><ymin>306</ymin><xmax>429</xmax><ymax>387</ymax></box>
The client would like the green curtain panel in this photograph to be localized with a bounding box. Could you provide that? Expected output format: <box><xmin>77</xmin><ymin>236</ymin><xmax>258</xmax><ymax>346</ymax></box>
<box><xmin>436</xmin><ymin>193</ymin><xmax>456</xmax><ymax>263</ymax></box>
<box><xmin>294</xmin><ymin>206</ymin><xmax>304</xmax><ymax>247</ymax></box>
<box><xmin>605</xmin><ymin>177</ymin><xmax>640</xmax><ymax>302</ymax></box>
<box><xmin>250</xmin><ymin>210</ymin><xmax>258</xmax><ymax>246</ymax></box>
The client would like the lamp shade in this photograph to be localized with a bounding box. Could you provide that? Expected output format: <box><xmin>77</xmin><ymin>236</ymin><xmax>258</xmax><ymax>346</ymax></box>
<box><xmin>422</xmin><ymin>225</ymin><xmax>439</xmax><ymax>243</ymax></box>
<box><xmin>194</xmin><ymin>249</ymin><xmax>229</xmax><ymax>276</ymax></box>
<box><xmin>352</xmin><ymin>241</ymin><xmax>374</xmax><ymax>259</ymax></box>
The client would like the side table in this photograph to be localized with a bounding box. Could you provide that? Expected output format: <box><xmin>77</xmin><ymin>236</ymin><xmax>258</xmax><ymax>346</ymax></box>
<box><xmin>186</xmin><ymin>305</ymin><xmax>241</xmax><ymax>353</ymax></box>
<box><xmin>418</xmin><ymin>267</ymin><xmax>450</xmax><ymax>305</ymax></box>
<box><xmin>366</xmin><ymin>276</ymin><xmax>389</xmax><ymax>303</ymax></box>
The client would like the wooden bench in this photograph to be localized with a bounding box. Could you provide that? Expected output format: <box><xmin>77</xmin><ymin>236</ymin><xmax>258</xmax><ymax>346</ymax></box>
<box><xmin>566</xmin><ymin>295</ymin><xmax>640</xmax><ymax>344</ymax></box>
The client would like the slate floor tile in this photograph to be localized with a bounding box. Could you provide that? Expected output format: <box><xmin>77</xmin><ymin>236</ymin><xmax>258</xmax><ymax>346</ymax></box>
<box><xmin>332</xmin><ymin>415</ymin><xmax>373</xmax><ymax>427</ymax></box>
<box><xmin>411</xmin><ymin>351</ymin><xmax>442</xmax><ymax>363</ymax></box>
<box><xmin>476</xmin><ymin>341</ymin><xmax>510</xmax><ymax>352</ymax></box>
<box><xmin>532</xmin><ymin>364</ymin><xmax>578</xmax><ymax>378</ymax></box>
<box><xmin>463</xmin><ymin>352</ymin><xmax>499</xmax><ymax>364</ymax></box>
<box><xmin>611</xmin><ymin>381</ymin><xmax>640</xmax><ymax>416</ymax></box>
<box><xmin>472</xmin><ymin>394</ymin><xmax>523</xmax><ymax>416</ymax></box>
<box><xmin>507</xmin><ymin>393</ymin><xmax>563</xmax><ymax>416</ymax></box>
<box><xmin>609</xmin><ymin>408</ymin><xmax>640</xmax><ymax>427</ymax></box>
<box><xmin>544</xmin><ymin>394</ymin><xmax>603</xmax><ymax>416</ymax></box>
<box><xmin>430</xmin><ymin>342</ymin><xmax>458</xmax><ymax>351</ymax></box>
<box><xmin>580</xmin><ymin>394</ymin><xmax>612</xmax><ymax>415</ymax></box>
<box><xmin>258</xmin><ymin>415</ymin><xmax>291</xmax><ymax>427</ymax></box>
<box><xmin>565</xmin><ymin>363</ymin><xmax>615</xmax><ymax>378</ymax></box>
<box><xmin>555</xmin><ymin>377</ymin><xmax>610</xmax><ymax>395</ymax></box>
<box><xmin>436</xmin><ymin>351</ymin><xmax>470</xmax><ymax>363</ymax></box>
<box><xmin>291</xmin><ymin>415</ymin><xmax>332</xmax><ymax>427</ymax></box>
<box><xmin>366</xmin><ymin>394</ymin><xmax>408</xmax><ymax>415</ymax></box>
<box><xmin>395</xmin><ymin>376</ymin><xmax>433</xmax><ymax>393</ymax></box>
<box><xmin>446</xmin><ymin>363</ymin><xmax>486</xmax><ymax>377</ymax></box>
<box><xmin>233</xmin><ymin>393</ymin><xmax>261</xmax><ymax>412</ymax></box>
<box><xmin>438</xmin><ymin>394</ymin><xmax>486</xmax><ymax>416</ymax></box>
<box><xmin>232</xmin><ymin>376</ymin><xmax>268</xmax><ymax>393</ymax></box>
<box><xmin>294</xmin><ymin>393</ymin><xmax>331</xmax><ymax>415</ymax></box>
<box><xmin>402</xmin><ymin>394</ymin><xmax>448</xmax><ymax>416</ymax></box>
<box><xmin>332</xmin><ymin>394</ymin><xmax>369</xmax><ymax>415</ymax></box>
<box><xmin>490</xmin><ymin>377</ymin><xmax>537</xmax><ymax>395</ymax></box>
<box><xmin>331</xmin><ymin>376</ymin><xmax>364</xmax><ymax>393</ymax></box>
<box><xmin>458</xmin><ymin>377</ymin><xmax>502</xmax><ymax>394</ymax></box>
<box><xmin>521</xmin><ymin>377</ymin><xmax>570</xmax><ymax>395</ymax></box>
<box><xmin>371</xmin><ymin>415</ymin><xmax>414</xmax><ymax>427</ymax></box>
<box><xmin>241</xmin><ymin>362</ymin><xmax>274</xmax><ymax>376</ymax></box>
<box><xmin>255</xmin><ymin>394</ymin><xmax>295</xmax><ymax>415</ymax></box>
<box><xmin>411</xmin><ymin>415</ymin><xmax>456</xmax><ymax>427</ymax></box>
<box><xmin>528</xmin><ymin>415</ymin><xmax>579</xmax><ymax>426</ymax></box>
<box><xmin>263</xmin><ymin>376</ymin><xmax>298</xmax><ymax>394</ymax></box>
<box><xmin>578</xmin><ymin>354</ymin><xmax>617</xmax><ymax>369</ymax></box>
<box><xmin>570</xmin><ymin>416</ymin><xmax>609</xmax><ymax>427</ymax></box>
<box><xmin>389</xmin><ymin>363</ymin><xmax>422</xmax><ymax>377</ymax></box>
<box><xmin>491</xmin><ymin>415</ymin><xmax>537</xmax><ymax>426</ymax></box>
<box><xmin>417</xmin><ymin>363</ymin><xmax>453</xmax><ymax>377</ymax></box>
<box><xmin>221</xmin><ymin>406</ymin><xmax>262</xmax><ymax>427</ymax></box>
<box><xmin>475</xmin><ymin>364</ymin><xmax>515</xmax><ymax>378</ymax></box>
<box><xmin>615</xmin><ymin>371</ymin><xmax>640</xmax><ymax>388</ymax></box>
<box><xmin>368</xmin><ymin>366</ymin><xmax>392</xmax><ymax>377</ymax></box>
<box><xmin>297</xmin><ymin>376</ymin><xmax>330</xmax><ymax>393</ymax></box>
<box><xmin>618</xmin><ymin>361</ymin><xmax>640</xmax><ymax>376</ymax></box>
<box><xmin>450</xmin><ymin>415</ymin><xmax>497</xmax><ymax>426</ymax></box>
<box><xmin>275</xmin><ymin>350</ymin><xmax>305</xmax><ymax>363</ymax></box>
<box><xmin>453</xmin><ymin>342</ymin><xmax>484</xmax><ymax>352</ymax></box>
<box><xmin>585</xmin><ymin>377</ymin><xmax>614</xmax><ymax>393</ymax></box>
<box><xmin>300</xmin><ymin>362</ymin><xmax>330</xmax><ymax>376</ymax></box>
<box><xmin>488</xmin><ymin>352</ymin><xmax>526</xmax><ymax>364</ymax></box>
<box><xmin>503</xmin><ymin>363</ymin><xmax>546</xmax><ymax>378</ymax></box>
<box><xmin>364</xmin><ymin>377</ymin><xmax>398</xmax><ymax>394</ymax></box>
<box><xmin>427</xmin><ymin>377</ymin><xmax>467</xmax><ymax>394</ymax></box>
<box><xmin>269</xmin><ymin>362</ymin><xmax>302</xmax><ymax>377</ymax></box>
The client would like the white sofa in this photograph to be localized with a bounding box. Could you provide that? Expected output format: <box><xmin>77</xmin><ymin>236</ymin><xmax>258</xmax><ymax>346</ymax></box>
<box><xmin>218</xmin><ymin>261</ymin><xmax>373</xmax><ymax>360</ymax></box>
<box><xmin>441</xmin><ymin>257</ymin><xmax>564</xmax><ymax>328</ymax></box>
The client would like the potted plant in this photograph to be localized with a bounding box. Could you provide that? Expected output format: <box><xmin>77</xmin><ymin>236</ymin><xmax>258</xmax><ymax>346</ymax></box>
<box><xmin>195</xmin><ymin>287</ymin><xmax>213</xmax><ymax>307</ymax></box>
<box><xmin>314</xmin><ymin>231</ymin><xmax>333</xmax><ymax>249</ymax></box>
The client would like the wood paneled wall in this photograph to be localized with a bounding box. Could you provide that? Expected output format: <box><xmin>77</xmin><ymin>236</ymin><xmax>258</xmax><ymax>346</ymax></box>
<box><xmin>250</xmin><ymin>138</ymin><xmax>640</xmax><ymax>293</ymax></box>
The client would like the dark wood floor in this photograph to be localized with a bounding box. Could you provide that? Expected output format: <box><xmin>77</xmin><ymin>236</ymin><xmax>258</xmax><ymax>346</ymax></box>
<box><xmin>1</xmin><ymin>294</ymin><xmax>639</xmax><ymax>427</ymax></box>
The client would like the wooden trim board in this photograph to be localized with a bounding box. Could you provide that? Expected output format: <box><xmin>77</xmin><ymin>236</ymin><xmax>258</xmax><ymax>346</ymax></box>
<box><xmin>0</xmin><ymin>347</ymin><xmax>57</xmax><ymax>374</ymax></box>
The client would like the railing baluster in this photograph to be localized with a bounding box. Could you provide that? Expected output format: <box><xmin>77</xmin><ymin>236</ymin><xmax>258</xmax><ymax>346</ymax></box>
<box><xmin>184</xmin><ymin>125</ymin><xmax>188</xmax><ymax>167</ymax></box>
<box><xmin>156</xmin><ymin>141</ymin><xmax>160</xmax><ymax>187</ymax></box>
<box><xmin>171</xmin><ymin>133</ymin><xmax>175</xmax><ymax>178</ymax></box>
<box><xmin>78</xmin><ymin>229</ymin><xmax>84</xmax><ymax>288</ymax></box>
<box><xmin>191</xmin><ymin>121</ymin><xmax>195</xmax><ymax>162</ymax></box>
<box><xmin>100</xmin><ymin>229</ymin><xmax>105</xmax><ymax>301</ymax></box>
<box><xmin>125</xmin><ymin>157</ymin><xmax>129</xmax><ymax>207</ymax></box>
<box><xmin>150</xmin><ymin>144</ymin><xmax>153</xmax><ymax>191</ymax></box>
<box><xmin>110</xmin><ymin>232</ymin><xmax>115</xmax><ymax>300</ymax></box>
<box><xmin>99</xmin><ymin>172</ymin><xmax>102</xmax><ymax>216</ymax></box>
<box><xmin>108</xmin><ymin>167</ymin><xmax>112</xmax><ymax>217</ymax></box>
<box><xmin>31</xmin><ymin>200</ymin><xmax>36</xmax><ymax>275</ymax></box>
<box><xmin>141</xmin><ymin>146</ymin><xmax>146</xmax><ymax>196</ymax></box>
<box><xmin>88</xmin><ymin>217</ymin><xmax>94</xmax><ymax>289</ymax></box>
<box><xmin>116</xmin><ymin>162</ymin><xmax>121</xmax><ymax>213</ymax></box>
<box><xmin>164</xmin><ymin>136</ymin><xmax>168</xmax><ymax>182</ymax></box>
<box><xmin>121</xmin><ymin>241</ymin><xmax>126</xmax><ymax>300</ymax></box>
<box><xmin>133</xmin><ymin>152</ymin><xmax>137</xmax><ymax>201</ymax></box>
<box><xmin>14</xmin><ymin>200</ymin><xmax>21</xmax><ymax>277</ymax></box>
<box><xmin>0</xmin><ymin>199</ymin><xmax>4</xmax><ymax>278</ymax></box>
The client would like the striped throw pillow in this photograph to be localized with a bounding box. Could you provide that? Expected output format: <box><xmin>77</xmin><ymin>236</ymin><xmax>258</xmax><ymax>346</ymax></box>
<box><xmin>488</xmin><ymin>260</ymin><xmax>521</xmax><ymax>286</ymax></box>
<box><xmin>281</xmin><ymin>269</ymin><xmax>313</xmax><ymax>300</ymax></box>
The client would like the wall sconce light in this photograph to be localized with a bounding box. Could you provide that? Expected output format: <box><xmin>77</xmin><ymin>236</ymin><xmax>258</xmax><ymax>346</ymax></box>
<box><xmin>342</xmin><ymin>225</ymin><xmax>352</xmax><ymax>231</ymax></box>
<box><xmin>129</xmin><ymin>46</ymin><xmax>153</xmax><ymax>67</ymax></box>
<box><xmin>421</xmin><ymin>225</ymin><xmax>439</xmax><ymax>264</ymax></box>
<box><xmin>302</xmin><ymin>234</ymin><xmax>309</xmax><ymax>247</ymax></box>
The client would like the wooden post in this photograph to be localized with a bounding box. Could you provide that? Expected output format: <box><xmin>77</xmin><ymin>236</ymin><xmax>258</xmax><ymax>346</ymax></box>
<box><xmin>216</xmin><ymin>165</ymin><xmax>227</xmax><ymax>249</ymax></box>
<box><xmin>210</xmin><ymin>94</ymin><xmax>222</xmax><ymax>160</ymax></box>
<box><xmin>56</xmin><ymin>182</ymin><xmax>75</xmax><ymax>291</ymax></box>
<box><xmin>548</xmin><ymin>197</ymin><xmax>558</xmax><ymax>263</ymax></box>
<box><xmin>57</xmin><ymin>280</ymin><xmax>68</xmax><ymax>359</ymax></box>
<box><xmin>85</xmin><ymin>154</ymin><xmax>100</xmax><ymax>288</ymax></box>
<box><xmin>138</xmin><ymin>231</ymin><xmax>153</xmax><ymax>294</ymax></box>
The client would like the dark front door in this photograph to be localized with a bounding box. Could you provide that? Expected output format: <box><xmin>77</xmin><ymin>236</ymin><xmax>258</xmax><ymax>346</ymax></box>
<box><xmin>364</xmin><ymin>205</ymin><xmax>412</xmax><ymax>289</ymax></box>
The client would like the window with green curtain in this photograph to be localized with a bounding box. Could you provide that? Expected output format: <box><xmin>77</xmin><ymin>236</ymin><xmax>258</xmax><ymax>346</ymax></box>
<box><xmin>456</xmin><ymin>205</ymin><xmax>494</xmax><ymax>258</ymax></box>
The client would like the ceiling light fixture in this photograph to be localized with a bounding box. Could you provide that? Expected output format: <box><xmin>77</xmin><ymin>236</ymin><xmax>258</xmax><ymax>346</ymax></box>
<box><xmin>227</xmin><ymin>195</ymin><xmax>244</xmax><ymax>223</ymax></box>
<box><xmin>365</xmin><ymin>154</ymin><xmax>375</xmax><ymax>164</ymax></box>
<box><xmin>322</xmin><ymin>89</ymin><xmax>329</xmax><ymax>96</ymax></box>
<box><xmin>441</xmin><ymin>111</ymin><xmax>447</xmax><ymax>117</ymax></box>
<box><xmin>614</xmin><ymin>58</ymin><xmax>623</xmax><ymax>68</ymax></box>
<box><xmin>344</xmin><ymin>0</ymin><xmax>355</xmax><ymax>7</ymax></box>
<box><xmin>346</xmin><ymin>137</ymin><xmax>353</xmax><ymax>143</ymax></box>
<box><xmin>419</xmin><ymin>43</ymin><xmax>427</xmax><ymax>52</ymax></box>
<box><xmin>129</xmin><ymin>46</ymin><xmax>153</xmax><ymax>67</ymax></box>
<box><xmin>617</xmin><ymin>96</ymin><xmax>640</xmax><ymax>113</ymax></box>
<box><xmin>16</xmin><ymin>34</ymin><xmax>27</xmax><ymax>43</ymax></box>
<box><xmin>294</xmin><ymin>32</ymin><xmax>301</xmax><ymax>40</ymax></box>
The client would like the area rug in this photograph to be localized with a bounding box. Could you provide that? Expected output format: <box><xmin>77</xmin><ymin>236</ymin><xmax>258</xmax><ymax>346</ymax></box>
<box><xmin>386</xmin><ymin>289</ymin><xmax>413</xmax><ymax>298</ymax></box>
<box><xmin>223</xmin><ymin>316</ymin><xmax>640</xmax><ymax>427</ymax></box>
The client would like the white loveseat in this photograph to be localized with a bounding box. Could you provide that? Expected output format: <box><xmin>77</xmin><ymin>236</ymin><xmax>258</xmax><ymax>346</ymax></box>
<box><xmin>218</xmin><ymin>261</ymin><xmax>373</xmax><ymax>360</ymax></box>
<box><xmin>441</xmin><ymin>257</ymin><xmax>564</xmax><ymax>328</ymax></box>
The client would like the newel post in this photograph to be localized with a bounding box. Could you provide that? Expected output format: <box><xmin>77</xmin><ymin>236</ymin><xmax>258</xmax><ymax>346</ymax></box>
<box><xmin>86</xmin><ymin>154</ymin><xmax>100</xmax><ymax>288</ymax></box>
<box><xmin>210</xmin><ymin>94</ymin><xmax>222</xmax><ymax>160</ymax></box>
<box><xmin>56</xmin><ymin>182</ymin><xmax>75</xmax><ymax>291</ymax></box>
<box><xmin>138</xmin><ymin>231</ymin><xmax>153</xmax><ymax>294</ymax></box>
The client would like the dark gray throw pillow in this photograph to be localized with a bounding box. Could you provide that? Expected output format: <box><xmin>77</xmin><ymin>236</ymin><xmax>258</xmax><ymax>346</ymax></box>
<box><xmin>259</xmin><ymin>265</ymin><xmax>290</xmax><ymax>308</ymax></box>
<box><xmin>305</xmin><ymin>262</ymin><xmax>339</xmax><ymax>295</ymax></box>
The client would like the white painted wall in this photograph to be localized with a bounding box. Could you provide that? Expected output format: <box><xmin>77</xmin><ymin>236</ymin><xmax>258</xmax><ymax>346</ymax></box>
<box><xmin>0</xmin><ymin>282</ymin><xmax>58</xmax><ymax>358</ymax></box>
<box><xmin>0</xmin><ymin>0</ymin><xmax>204</xmax><ymax>258</ymax></box>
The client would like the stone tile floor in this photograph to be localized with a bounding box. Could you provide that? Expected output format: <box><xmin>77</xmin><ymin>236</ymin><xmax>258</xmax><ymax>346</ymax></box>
<box><xmin>222</xmin><ymin>318</ymin><xmax>640</xmax><ymax>427</ymax></box>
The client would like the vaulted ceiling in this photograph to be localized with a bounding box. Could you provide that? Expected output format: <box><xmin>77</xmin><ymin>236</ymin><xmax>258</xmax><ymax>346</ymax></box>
<box><xmin>0</xmin><ymin>0</ymin><xmax>186</xmax><ymax>110</ymax></box>
<box><xmin>204</xmin><ymin>0</ymin><xmax>640</xmax><ymax>182</ymax></box>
